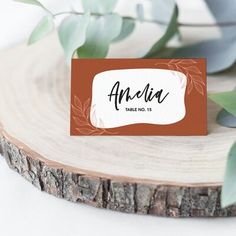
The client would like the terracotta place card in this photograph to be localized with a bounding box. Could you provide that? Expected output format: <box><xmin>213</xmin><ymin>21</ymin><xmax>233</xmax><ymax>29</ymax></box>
<box><xmin>71</xmin><ymin>59</ymin><xmax>207</xmax><ymax>136</ymax></box>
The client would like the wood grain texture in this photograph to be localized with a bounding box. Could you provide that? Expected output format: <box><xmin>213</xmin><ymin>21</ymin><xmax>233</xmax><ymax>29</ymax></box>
<box><xmin>0</xmin><ymin>33</ymin><xmax>236</xmax><ymax>217</ymax></box>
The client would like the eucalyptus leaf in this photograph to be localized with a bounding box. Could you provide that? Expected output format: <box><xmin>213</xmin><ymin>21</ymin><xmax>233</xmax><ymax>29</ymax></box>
<box><xmin>136</xmin><ymin>4</ymin><xmax>144</xmax><ymax>22</ymax></box>
<box><xmin>148</xmin><ymin>0</ymin><xmax>176</xmax><ymax>24</ymax></box>
<box><xmin>205</xmin><ymin>0</ymin><xmax>236</xmax><ymax>36</ymax></box>
<box><xmin>215</xmin><ymin>87</ymin><xmax>236</xmax><ymax>128</ymax></box>
<box><xmin>81</xmin><ymin>0</ymin><xmax>118</xmax><ymax>14</ymax></box>
<box><xmin>217</xmin><ymin>109</ymin><xmax>236</xmax><ymax>128</ymax></box>
<box><xmin>173</xmin><ymin>0</ymin><xmax>236</xmax><ymax>73</ymax></box>
<box><xmin>14</xmin><ymin>0</ymin><xmax>43</xmax><ymax>7</ymax></box>
<box><xmin>172</xmin><ymin>37</ymin><xmax>236</xmax><ymax>74</ymax></box>
<box><xmin>113</xmin><ymin>18</ymin><xmax>135</xmax><ymax>42</ymax></box>
<box><xmin>143</xmin><ymin>5</ymin><xmax>178</xmax><ymax>58</ymax></box>
<box><xmin>14</xmin><ymin>0</ymin><xmax>50</xmax><ymax>13</ymax></box>
<box><xmin>28</xmin><ymin>15</ymin><xmax>54</xmax><ymax>45</ymax></box>
<box><xmin>58</xmin><ymin>13</ymin><xmax>90</xmax><ymax>64</ymax></box>
<box><xmin>77</xmin><ymin>13</ymin><xmax>122</xmax><ymax>58</ymax></box>
<box><xmin>221</xmin><ymin>142</ymin><xmax>236</xmax><ymax>208</ymax></box>
<box><xmin>209</xmin><ymin>91</ymin><xmax>236</xmax><ymax>116</ymax></box>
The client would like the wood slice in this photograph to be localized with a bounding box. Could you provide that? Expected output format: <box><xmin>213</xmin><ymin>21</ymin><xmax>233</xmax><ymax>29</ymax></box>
<box><xmin>0</xmin><ymin>33</ymin><xmax>236</xmax><ymax>217</ymax></box>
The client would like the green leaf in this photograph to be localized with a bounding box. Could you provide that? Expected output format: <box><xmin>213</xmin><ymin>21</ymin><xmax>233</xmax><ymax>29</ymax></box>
<box><xmin>14</xmin><ymin>0</ymin><xmax>52</xmax><ymax>14</ymax></box>
<box><xmin>14</xmin><ymin>0</ymin><xmax>43</xmax><ymax>7</ymax></box>
<box><xmin>205</xmin><ymin>0</ymin><xmax>236</xmax><ymax>37</ymax></box>
<box><xmin>28</xmin><ymin>15</ymin><xmax>54</xmax><ymax>45</ymax></box>
<box><xmin>172</xmin><ymin>37</ymin><xmax>236</xmax><ymax>74</ymax></box>
<box><xmin>143</xmin><ymin>5</ymin><xmax>178</xmax><ymax>58</ymax></box>
<box><xmin>82</xmin><ymin>0</ymin><xmax>118</xmax><ymax>14</ymax></box>
<box><xmin>209</xmin><ymin>91</ymin><xmax>236</xmax><ymax>117</ymax></box>
<box><xmin>217</xmin><ymin>109</ymin><xmax>236</xmax><ymax>128</ymax></box>
<box><xmin>58</xmin><ymin>13</ymin><xmax>90</xmax><ymax>64</ymax></box>
<box><xmin>204</xmin><ymin>0</ymin><xmax>236</xmax><ymax>73</ymax></box>
<box><xmin>215</xmin><ymin>87</ymin><xmax>236</xmax><ymax>128</ymax></box>
<box><xmin>148</xmin><ymin>0</ymin><xmax>176</xmax><ymax>23</ymax></box>
<box><xmin>221</xmin><ymin>142</ymin><xmax>236</xmax><ymax>208</ymax></box>
<box><xmin>113</xmin><ymin>18</ymin><xmax>135</xmax><ymax>42</ymax></box>
<box><xmin>173</xmin><ymin>0</ymin><xmax>236</xmax><ymax>74</ymax></box>
<box><xmin>77</xmin><ymin>13</ymin><xmax>122</xmax><ymax>58</ymax></box>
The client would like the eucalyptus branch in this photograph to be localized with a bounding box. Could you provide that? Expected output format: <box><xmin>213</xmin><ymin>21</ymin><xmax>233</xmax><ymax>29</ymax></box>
<box><xmin>53</xmin><ymin>11</ymin><xmax>236</xmax><ymax>28</ymax></box>
<box><xmin>41</xmin><ymin>6</ymin><xmax>53</xmax><ymax>16</ymax></box>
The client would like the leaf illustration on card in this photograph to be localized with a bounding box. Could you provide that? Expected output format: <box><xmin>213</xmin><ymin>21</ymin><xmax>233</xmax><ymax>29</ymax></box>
<box><xmin>85</xmin><ymin>106</ymin><xmax>90</xmax><ymax>119</ymax></box>
<box><xmin>83</xmin><ymin>98</ymin><xmax>91</xmax><ymax>113</ymax></box>
<box><xmin>169</xmin><ymin>59</ymin><xmax>181</xmax><ymax>63</ymax></box>
<box><xmin>191</xmin><ymin>75</ymin><xmax>205</xmax><ymax>85</ymax></box>
<box><xmin>155</xmin><ymin>59</ymin><xmax>205</xmax><ymax>96</ymax></box>
<box><xmin>71</xmin><ymin>104</ymin><xmax>82</xmax><ymax>116</ymax></box>
<box><xmin>74</xmin><ymin>95</ymin><xmax>82</xmax><ymax>111</ymax></box>
<box><xmin>76</xmin><ymin>128</ymin><xmax>95</xmax><ymax>135</ymax></box>
<box><xmin>73</xmin><ymin>116</ymin><xmax>88</xmax><ymax>126</ymax></box>
<box><xmin>185</xmin><ymin>66</ymin><xmax>201</xmax><ymax>74</ymax></box>
<box><xmin>187</xmin><ymin>80</ymin><xmax>194</xmax><ymax>95</ymax></box>
<box><xmin>176</xmin><ymin>59</ymin><xmax>197</xmax><ymax>65</ymax></box>
<box><xmin>72</xmin><ymin>95</ymin><xmax>116</xmax><ymax>135</ymax></box>
<box><xmin>194</xmin><ymin>82</ymin><xmax>204</xmax><ymax>95</ymax></box>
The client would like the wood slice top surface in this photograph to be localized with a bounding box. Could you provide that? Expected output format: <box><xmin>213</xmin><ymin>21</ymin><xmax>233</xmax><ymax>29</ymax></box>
<box><xmin>0</xmin><ymin>33</ymin><xmax>235</xmax><ymax>188</ymax></box>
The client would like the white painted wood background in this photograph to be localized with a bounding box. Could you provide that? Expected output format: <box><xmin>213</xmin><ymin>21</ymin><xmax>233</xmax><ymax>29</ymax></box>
<box><xmin>0</xmin><ymin>0</ymin><xmax>235</xmax><ymax>235</ymax></box>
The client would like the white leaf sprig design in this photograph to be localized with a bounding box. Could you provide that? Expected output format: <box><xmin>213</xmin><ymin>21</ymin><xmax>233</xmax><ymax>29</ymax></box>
<box><xmin>72</xmin><ymin>96</ymin><xmax>116</xmax><ymax>135</ymax></box>
<box><xmin>155</xmin><ymin>59</ymin><xmax>205</xmax><ymax>95</ymax></box>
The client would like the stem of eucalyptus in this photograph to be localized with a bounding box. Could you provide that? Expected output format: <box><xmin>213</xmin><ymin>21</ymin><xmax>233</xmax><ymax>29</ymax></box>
<box><xmin>53</xmin><ymin>11</ymin><xmax>236</xmax><ymax>28</ymax></box>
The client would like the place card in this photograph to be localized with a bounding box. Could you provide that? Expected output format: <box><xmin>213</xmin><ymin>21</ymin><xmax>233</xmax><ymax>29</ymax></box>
<box><xmin>71</xmin><ymin>59</ymin><xmax>207</xmax><ymax>135</ymax></box>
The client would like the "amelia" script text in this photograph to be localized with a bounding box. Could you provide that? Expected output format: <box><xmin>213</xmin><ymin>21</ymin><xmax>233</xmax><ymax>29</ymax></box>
<box><xmin>107</xmin><ymin>81</ymin><xmax>169</xmax><ymax>111</ymax></box>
